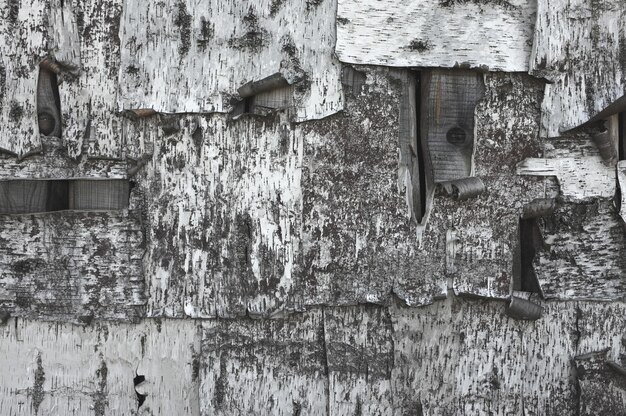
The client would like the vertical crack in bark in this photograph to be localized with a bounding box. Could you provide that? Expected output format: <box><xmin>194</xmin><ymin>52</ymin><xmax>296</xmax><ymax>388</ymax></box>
<box><xmin>573</xmin><ymin>303</ymin><xmax>583</xmax><ymax>416</ymax></box>
<box><xmin>31</xmin><ymin>352</ymin><xmax>45</xmax><ymax>414</ymax></box>
<box><xmin>320</xmin><ymin>307</ymin><xmax>331</xmax><ymax>416</ymax></box>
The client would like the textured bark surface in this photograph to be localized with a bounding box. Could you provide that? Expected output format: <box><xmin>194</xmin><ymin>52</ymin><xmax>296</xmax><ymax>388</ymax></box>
<box><xmin>1</xmin><ymin>1</ymin><xmax>625</xmax><ymax>415</ymax></box>
<box><xmin>335</xmin><ymin>0</ymin><xmax>536</xmax><ymax>71</ymax></box>
<box><xmin>531</xmin><ymin>0</ymin><xmax>626</xmax><ymax>137</ymax></box>
<box><xmin>118</xmin><ymin>0</ymin><xmax>343</xmax><ymax>122</ymax></box>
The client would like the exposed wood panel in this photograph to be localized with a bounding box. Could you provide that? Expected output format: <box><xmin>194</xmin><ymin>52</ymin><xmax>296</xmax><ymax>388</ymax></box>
<box><xmin>390</xmin><ymin>297</ymin><xmax>577</xmax><ymax>415</ymax></box>
<box><xmin>335</xmin><ymin>0</ymin><xmax>535</xmax><ymax>71</ymax></box>
<box><xmin>420</xmin><ymin>69</ymin><xmax>484</xmax><ymax>183</ymax></box>
<box><xmin>534</xmin><ymin>200</ymin><xmax>626</xmax><ymax>301</ymax></box>
<box><xmin>324</xmin><ymin>306</ymin><xmax>394</xmax><ymax>415</ymax></box>
<box><xmin>531</xmin><ymin>0</ymin><xmax>626</xmax><ymax>137</ymax></box>
<box><xmin>0</xmin><ymin>0</ymin><xmax>48</xmax><ymax>157</ymax></box>
<box><xmin>0</xmin><ymin>211</ymin><xmax>144</xmax><ymax>322</ymax></box>
<box><xmin>49</xmin><ymin>0</ymin><xmax>126</xmax><ymax>159</ymax></box>
<box><xmin>200</xmin><ymin>311</ymin><xmax>328</xmax><ymax>415</ymax></box>
<box><xmin>118</xmin><ymin>0</ymin><xmax>343</xmax><ymax>122</ymax></box>
<box><xmin>0</xmin><ymin>319</ymin><xmax>200</xmax><ymax>416</ymax></box>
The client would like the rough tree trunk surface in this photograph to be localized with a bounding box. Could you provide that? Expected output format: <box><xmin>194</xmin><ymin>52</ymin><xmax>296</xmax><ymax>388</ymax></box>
<box><xmin>0</xmin><ymin>0</ymin><xmax>625</xmax><ymax>415</ymax></box>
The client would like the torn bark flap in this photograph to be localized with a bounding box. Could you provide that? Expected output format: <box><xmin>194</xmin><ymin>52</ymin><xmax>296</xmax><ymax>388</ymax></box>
<box><xmin>521</xmin><ymin>198</ymin><xmax>555</xmax><ymax>219</ymax></box>
<box><xmin>440</xmin><ymin>177</ymin><xmax>485</xmax><ymax>200</ymax></box>
<box><xmin>237</xmin><ymin>72</ymin><xmax>289</xmax><ymax>98</ymax></box>
<box><xmin>505</xmin><ymin>296</ymin><xmax>543</xmax><ymax>321</ymax></box>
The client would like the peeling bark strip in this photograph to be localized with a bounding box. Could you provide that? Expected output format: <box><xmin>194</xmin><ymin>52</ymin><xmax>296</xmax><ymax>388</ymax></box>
<box><xmin>335</xmin><ymin>0</ymin><xmax>535</xmax><ymax>71</ymax></box>
<box><xmin>531</xmin><ymin>0</ymin><xmax>626</xmax><ymax>137</ymax></box>
<box><xmin>118</xmin><ymin>0</ymin><xmax>343</xmax><ymax>121</ymax></box>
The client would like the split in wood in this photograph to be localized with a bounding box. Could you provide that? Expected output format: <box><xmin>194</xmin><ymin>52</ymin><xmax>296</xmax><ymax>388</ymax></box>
<box><xmin>133</xmin><ymin>373</ymin><xmax>147</xmax><ymax>408</ymax></box>
<box><xmin>37</xmin><ymin>64</ymin><xmax>62</xmax><ymax>138</ymax></box>
<box><xmin>505</xmin><ymin>296</ymin><xmax>543</xmax><ymax>321</ymax></box>
<box><xmin>420</xmin><ymin>69</ymin><xmax>484</xmax><ymax>183</ymax></box>
<box><xmin>439</xmin><ymin>177</ymin><xmax>486</xmax><ymax>200</ymax></box>
<box><xmin>0</xmin><ymin>179</ymin><xmax>129</xmax><ymax>214</ymax></box>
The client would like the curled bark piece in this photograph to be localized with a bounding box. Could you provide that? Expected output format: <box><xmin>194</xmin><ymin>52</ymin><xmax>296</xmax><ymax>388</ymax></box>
<box><xmin>505</xmin><ymin>296</ymin><xmax>543</xmax><ymax>321</ymax></box>
<box><xmin>591</xmin><ymin>127</ymin><xmax>617</xmax><ymax>164</ymax></box>
<box><xmin>521</xmin><ymin>198</ymin><xmax>555</xmax><ymax>219</ymax></box>
<box><xmin>440</xmin><ymin>177</ymin><xmax>485</xmax><ymax>200</ymax></box>
<box><xmin>39</xmin><ymin>57</ymin><xmax>62</xmax><ymax>74</ymax></box>
<box><xmin>238</xmin><ymin>72</ymin><xmax>289</xmax><ymax>98</ymax></box>
<box><xmin>125</xmin><ymin>108</ymin><xmax>157</xmax><ymax>119</ymax></box>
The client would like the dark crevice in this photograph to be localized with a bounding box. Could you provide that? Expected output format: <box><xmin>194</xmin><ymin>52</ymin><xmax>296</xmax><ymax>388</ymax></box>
<box><xmin>133</xmin><ymin>374</ymin><xmax>147</xmax><ymax>408</ymax></box>
<box><xmin>0</xmin><ymin>179</ymin><xmax>129</xmax><ymax>214</ymax></box>
<box><xmin>414</xmin><ymin>71</ymin><xmax>427</xmax><ymax>222</ymax></box>
<box><xmin>519</xmin><ymin>218</ymin><xmax>543</xmax><ymax>295</ymax></box>
<box><xmin>618</xmin><ymin>111</ymin><xmax>626</xmax><ymax>160</ymax></box>
<box><xmin>37</xmin><ymin>64</ymin><xmax>62</xmax><ymax>138</ymax></box>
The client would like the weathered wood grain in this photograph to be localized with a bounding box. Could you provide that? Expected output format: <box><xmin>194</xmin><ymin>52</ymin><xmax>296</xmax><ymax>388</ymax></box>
<box><xmin>530</xmin><ymin>0</ymin><xmax>626</xmax><ymax>137</ymax></box>
<box><xmin>118</xmin><ymin>0</ymin><xmax>343</xmax><ymax>122</ymax></box>
<box><xmin>0</xmin><ymin>319</ymin><xmax>200</xmax><ymax>416</ymax></box>
<box><xmin>0</xmin><ymin>0</ymin><xmax>48</xmax><ymax>158</ymax></box>
<box><xmin>335</xmin><ymin>0</ymin><xmax>536</xmax><ymax>71</ymax></box>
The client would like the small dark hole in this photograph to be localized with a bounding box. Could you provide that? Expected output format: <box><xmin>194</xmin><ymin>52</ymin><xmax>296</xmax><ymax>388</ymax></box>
<box><xmin>133</xmin><ymin>374</ymin><xmax>147</xmax><ymax>408</ymax></box>
<box><xmin>446</xmin><ymin>127</ymin><xmax>466</xmax><ymax>146</ymax></box>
